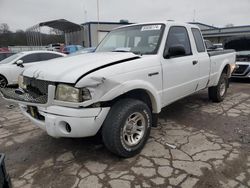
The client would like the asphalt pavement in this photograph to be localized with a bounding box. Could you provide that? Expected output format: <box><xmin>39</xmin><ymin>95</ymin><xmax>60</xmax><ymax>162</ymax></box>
<box><xmin>0</xmin><ymin>80</ymin><xmax>249</xmax><ymax>188</ymax></box>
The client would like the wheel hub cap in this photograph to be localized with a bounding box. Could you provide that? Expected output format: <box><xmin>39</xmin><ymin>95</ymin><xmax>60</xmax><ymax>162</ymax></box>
<box><xmin>220</xmin><ymin>81</ymin><xmax>226</xmax><ymax>97</ymax></box>
<box><xmin>0</xmin><ymin>77</ymin><xmax>7</xmax><ymax>88</ymax></box>
<box><xmin>122</xmin><ymin>112</ymin><xmax>146</xmax><ymax>147</ymax></box>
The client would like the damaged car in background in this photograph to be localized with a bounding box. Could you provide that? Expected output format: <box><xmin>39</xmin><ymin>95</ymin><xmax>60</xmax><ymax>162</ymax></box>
<box><xmin>224</xmin><ymin>36</ymin><xmax>250</xmax><ymax>79</ymax></box>
<box><xmin>0</xmin><ymin>21</ymin><xmax>236</xmax><ymax>158</ymax></box>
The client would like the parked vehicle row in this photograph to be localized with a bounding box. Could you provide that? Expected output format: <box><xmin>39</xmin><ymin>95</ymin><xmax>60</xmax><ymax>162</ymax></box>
<box><xmin>46</xmin><ymin>43</ymin><xmax>88</xmax><ymax>54</ymax></box>
<box><xmin>62</xmin><ymin>45</ymin><xmax>83</xmax><ymax>54</ymax></box>
<box><xmin>0</xmin><ymin>21</ymin><xmax>236</xmax><ymax>157</ymax></box>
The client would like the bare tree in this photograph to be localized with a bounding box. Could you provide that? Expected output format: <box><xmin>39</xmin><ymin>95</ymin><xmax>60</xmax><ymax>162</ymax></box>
<box><xmin>0</xmin><ymin>23</ymin><xmax>10</xmax><ymax>34</ymax></box>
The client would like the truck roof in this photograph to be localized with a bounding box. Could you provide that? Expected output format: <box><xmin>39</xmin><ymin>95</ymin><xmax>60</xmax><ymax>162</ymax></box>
<box><xmin>115</xmin><ymin>21</ymin><xmax>200</xmax><ymax>30</ymax></box>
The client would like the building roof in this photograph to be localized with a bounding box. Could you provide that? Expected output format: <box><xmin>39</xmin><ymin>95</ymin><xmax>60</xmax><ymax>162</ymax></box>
<box><xmin>189</xmin><ymin>22</ymin><xmax>218</xmax><ymax>30</ymax></box>
<box><xmin>202</xmin><ymin>25</ymin><xmax>250</xmax><ymax>37</ymax></box>
<box><xmin>81</xmin><ymin>21</ymin><xmax>133</xmax><ymax>26</ymax></box>
<box><xmin>39</xmin><ymin>19</ymin><xmax>83</xmax><ymax>32</ymax></box>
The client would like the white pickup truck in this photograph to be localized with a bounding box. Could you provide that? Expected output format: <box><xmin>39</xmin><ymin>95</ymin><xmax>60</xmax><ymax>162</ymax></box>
<box><xmin>0</xmin><ymin>21</ymin><xmax>236</xmax><ymax>157</ymax></box>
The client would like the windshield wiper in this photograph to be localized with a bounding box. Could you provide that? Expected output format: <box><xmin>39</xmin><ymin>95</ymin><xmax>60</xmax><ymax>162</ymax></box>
<box><xmin>112</xmin><ymin>50</ymin><xmax>142</xmax><ymax>56</ymax></box>
<box><xmin>112</xmin><ymin>49</ymin><xmax>130</xmax><ymax>53</ymax></box>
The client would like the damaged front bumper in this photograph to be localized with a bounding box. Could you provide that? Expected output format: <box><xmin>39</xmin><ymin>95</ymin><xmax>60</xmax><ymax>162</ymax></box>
<box><xmin>19</xmin><ymin>104</ymin><xmax>110</xmax><ymax>138</ymax></box>
<box><xmin>0</xmin><ymin>86</ymin><xmax>110</xmax><ymax>138</ymax></box>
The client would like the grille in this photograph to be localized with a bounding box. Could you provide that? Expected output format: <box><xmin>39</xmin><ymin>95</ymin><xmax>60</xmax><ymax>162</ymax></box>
<box><xmin>233</xmin><ymin>65</ymin><xmax>248</xmax><ymax>75</ymax></box>
<box><xmin>236</xmin><ymin>57</ymin><xmax>250</xmax><ymax>62</ymax></box>
<box><xmin>23</xmin><ymin>77</ymin><xmax>52</xmax><ymax>96</ymax></box>
<box><xmin>236</xmin><ymin>55</ymin><xmax>250</xmax><ymax>62</ymax></box>
<box><xmin>0</xmin><ymin>87</ymin><xmax>48</xmax><ymax>104</ymax></box>
<box><xmin>0</xmin><ymin>77</ymin><xmax>54</xmax><ymax>104</ymax></box>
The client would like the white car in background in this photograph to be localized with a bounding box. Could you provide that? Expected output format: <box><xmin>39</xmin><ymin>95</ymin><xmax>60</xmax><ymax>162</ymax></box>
<box><xmin>0</xmin><ymin>51</ymin><xmax>66</xmax><ymax>87</ymax></box>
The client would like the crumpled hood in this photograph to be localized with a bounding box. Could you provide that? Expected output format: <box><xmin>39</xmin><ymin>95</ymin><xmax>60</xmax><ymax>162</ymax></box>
<box><xmin>23</xmin><ymin>52</ymin><xmax>139</xmax><ymax>83</ymax></box>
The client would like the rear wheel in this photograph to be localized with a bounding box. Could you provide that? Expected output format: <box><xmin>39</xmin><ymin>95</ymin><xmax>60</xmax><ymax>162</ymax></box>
<box><xmin>0</xmin><ymin>75</ymin><xmax>7</xmax><ymax>88</ymax></box>
<box><xmin>208</xmin><ymin>73</ymin><xmax>228</xmax><ymax>102</ymax></box>
<box><xmin>102</xmin><ymin>98</ymin><xmax>152</xmax><ymax>158</ymax></box>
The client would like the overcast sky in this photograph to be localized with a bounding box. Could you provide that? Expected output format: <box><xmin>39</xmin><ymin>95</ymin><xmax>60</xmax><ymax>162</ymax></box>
<box><xmin>0</xmin><ymin>0</ymin><xmax>250</xmax><ymax>31</ymax></box>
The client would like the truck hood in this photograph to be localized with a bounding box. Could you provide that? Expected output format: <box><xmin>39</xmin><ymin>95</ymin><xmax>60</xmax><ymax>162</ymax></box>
<box><xmin>23</xmin><ymin>52</ymin><xmax>140</xmax><ymax>83</ymax></box>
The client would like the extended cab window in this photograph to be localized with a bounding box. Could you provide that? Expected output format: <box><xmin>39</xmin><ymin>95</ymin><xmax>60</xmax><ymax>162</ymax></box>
<box><xmin>165</xmin><ymin>26</ymin><xmax>192</xmax><ymax>57</ymax></box>
<box><xmin>191</xmin><ymin>28</ymin><xmax>206</xmax><ymax>52</ymax></box>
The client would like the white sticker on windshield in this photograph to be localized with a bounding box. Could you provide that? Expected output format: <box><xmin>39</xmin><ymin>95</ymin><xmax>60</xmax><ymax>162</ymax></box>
<box><xmin>141</xmin><ymin>25</ymin><xmax>162</xmax><ymax>31</ymax></box>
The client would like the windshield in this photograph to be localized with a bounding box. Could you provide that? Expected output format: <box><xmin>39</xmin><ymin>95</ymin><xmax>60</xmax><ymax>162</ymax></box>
<box><xmin>96</xmin><ymin>24</ymin><xmax>165</xmax><ymax>55</ymax></box>
<box><xmin>0</xmin><ymin>53</ymin><xmax>22</xmax><ymax>64</ymax></box>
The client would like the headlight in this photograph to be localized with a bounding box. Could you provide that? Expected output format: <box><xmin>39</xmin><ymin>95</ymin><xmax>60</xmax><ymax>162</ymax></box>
<box><xmin>18</xmin><ymin>75</ymin><xmax>27</xmax><ymax>89</ymax></box>
<box><xmin>55</xmin><ymin>84</ymin><xmax>91</xmax><ymax>102</ymax></box>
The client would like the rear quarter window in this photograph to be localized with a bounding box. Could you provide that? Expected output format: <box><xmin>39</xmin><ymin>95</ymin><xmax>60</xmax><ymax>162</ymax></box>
<box><xmin>191</xmin><ymin>28</ymin><xmax>206</xmax><ymax>53</ymax></box>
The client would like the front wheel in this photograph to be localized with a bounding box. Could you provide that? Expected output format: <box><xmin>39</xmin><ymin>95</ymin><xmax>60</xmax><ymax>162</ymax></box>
<box><xmin>0</xmin><ymin>75</ymin><xmax>8</xmax><ymax>88</ymax></box>
<box><xmin>208</xmin><ymin>73</ymin><xmax>228</xmax><ymax>102</ymax></box>
<box><xmin>102</xmin><ymin>98</ymin><xmax>152</xmax><ymax>158</ymax></box>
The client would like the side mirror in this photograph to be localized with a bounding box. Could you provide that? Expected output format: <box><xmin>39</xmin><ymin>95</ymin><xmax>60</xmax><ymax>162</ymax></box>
<box><xmin>16</xmin><ymin>60</ymin><xmax>24</xmax><ymax>67</ymax></box>
<box><xmin>163</xmin><ymin>45</ymin><xmax>186</xmax><ymax>58</ymax></box>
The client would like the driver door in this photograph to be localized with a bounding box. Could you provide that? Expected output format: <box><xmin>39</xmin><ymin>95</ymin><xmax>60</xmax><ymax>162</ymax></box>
<box><xmin>161</xmin><ymin>26</ymin><xmax>200</xmax><ymax>106</ymax></box>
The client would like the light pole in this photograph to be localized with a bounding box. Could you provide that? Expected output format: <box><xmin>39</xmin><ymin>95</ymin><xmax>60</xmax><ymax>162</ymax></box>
<box><xmin>97</xmin><ymin>0</ymin><xmax>100</xmax><ymax>42</ymax></box>
<box><xmin>97</xmin><ymin>0</ymin><xmax>100</xmax><ymax>24</ymax></box>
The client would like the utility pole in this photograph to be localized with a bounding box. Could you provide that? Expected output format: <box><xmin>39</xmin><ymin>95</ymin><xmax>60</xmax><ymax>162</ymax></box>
<box><xmin>83</xmin><ymin>1</ymin><xmax>88</xmax><ymax>23</ymax></box>
<box><xmin>193</xmin><ymin>9</ymin><xmax>196</xmax><ymax>22</ymax></box>
<box><xmin>97</xmin><ymin>0</ymin><xmax>100</xmax><ymax>42</ymax></box>
<box><xmin>97</xmin><ymin>0</ymin><xmax>100</xmax><ymax>24</ymax></box>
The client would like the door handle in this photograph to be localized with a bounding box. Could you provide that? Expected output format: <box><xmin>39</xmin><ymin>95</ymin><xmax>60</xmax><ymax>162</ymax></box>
<box><xmin>193</xmin><ymin>60</ymin><xmax>198</xmax><ymax>65</ymax></box>
<box><xmin>148</xmin><ymin>72</ymin><xmax>159</xmax><ymax>77</ymax></box>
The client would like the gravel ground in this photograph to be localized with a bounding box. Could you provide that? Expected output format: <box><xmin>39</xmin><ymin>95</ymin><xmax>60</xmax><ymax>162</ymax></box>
<box><xmin>0</xmin><ymin>80</ymin><xmax>249</xmax><ymax>188</ymax></box>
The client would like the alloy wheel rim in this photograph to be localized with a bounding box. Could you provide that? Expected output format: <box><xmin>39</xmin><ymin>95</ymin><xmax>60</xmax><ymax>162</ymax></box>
<box><xmin>0</xmin><ymin>77</ymin><xmax>7</xmax><ymax>88</ymax></box>
<box><xmin>220</xmin><ymin>80</ymin><xmax>226</xmax><ymax>97</ymax></box>
<box><xmin>122</xmin><ymin>112</ymin><xmax>146</xmax><ymax>147</ymax></box>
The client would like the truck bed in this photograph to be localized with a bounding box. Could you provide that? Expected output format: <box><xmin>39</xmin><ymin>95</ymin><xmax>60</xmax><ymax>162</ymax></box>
<box><xmin>208</xmin><ymin>49</ymin><xmax>236</xmax><ymax>87</ymax></box>
<box><xmin>208</xmin><ymin>49</ymin><xmax>235</xmax><ymax>57</ymax></box>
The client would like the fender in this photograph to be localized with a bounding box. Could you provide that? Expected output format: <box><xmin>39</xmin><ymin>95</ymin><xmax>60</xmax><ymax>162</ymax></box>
<box><xmin>214</xmin><ymin>58</ymin><xmax>230</xmax><ymax>86</ymax></box>
<box><xmin>98</xmin><ymin>80</ymin><xmax>162</xmax><ymax>113</ymax></box>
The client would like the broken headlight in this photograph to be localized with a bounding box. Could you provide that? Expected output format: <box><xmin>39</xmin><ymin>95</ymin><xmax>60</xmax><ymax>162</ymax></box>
<box><xmin>55</xmin><ymin>84</ymin><xmax>91</xmax><ymax>102</ymax></box>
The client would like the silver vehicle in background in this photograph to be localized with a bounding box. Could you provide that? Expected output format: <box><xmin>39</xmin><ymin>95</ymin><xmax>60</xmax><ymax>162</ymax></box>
<box><xmin>224</xmin><ymin>37</ymin><xmax>250</xmax><ymax>79</ymax></box>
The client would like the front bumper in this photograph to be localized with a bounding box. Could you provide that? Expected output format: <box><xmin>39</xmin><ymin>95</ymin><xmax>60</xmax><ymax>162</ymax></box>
<box><xmin>20</xmin><ymin>105</ymin><xmax>110</xmax><ymax>138</ymax></box>
<box><xmin>232</xmin><ymin>63</ymin><xmax>250</xmax><ymax>78</ymax></box>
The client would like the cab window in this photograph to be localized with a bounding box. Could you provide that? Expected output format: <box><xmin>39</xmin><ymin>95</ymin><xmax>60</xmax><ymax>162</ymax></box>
<box><xmin>165</xmin><ymin>26</ymin><xmax>192</xmax><ymax>57</ymax></box>
<box><xmin>191</xmin><ymin>28</ymin><xmax>206</xmax><ymax>52</ymax></box>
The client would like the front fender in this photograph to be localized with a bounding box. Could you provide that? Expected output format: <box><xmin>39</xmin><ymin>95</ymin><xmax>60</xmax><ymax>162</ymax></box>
<box><xmin>99</xmin><ymin>80</ymin><xmax>162</xmax><ymax>113</ymax></box>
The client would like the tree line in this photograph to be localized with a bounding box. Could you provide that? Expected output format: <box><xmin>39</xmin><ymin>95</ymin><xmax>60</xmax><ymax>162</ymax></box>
<box><xmin>0</xmin><ymin>23</ymin><xmax>64</xmax><ymax>47</ymax></box>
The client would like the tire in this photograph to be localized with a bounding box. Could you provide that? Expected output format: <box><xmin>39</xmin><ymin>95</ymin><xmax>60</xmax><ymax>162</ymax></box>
<box><xmin>102</xmin><ymin>98</ymin><xmax>152</xmax><ymax>158</ymax></box>
<box><xmin>208</xmin><ymin>73</ymin><xmax>228</xmax><ymax>102</ymax></box>
<box><xmin>0</xmin><ymin>75</ymin><xmax>8</xmax><ymax>88</ymax></box>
